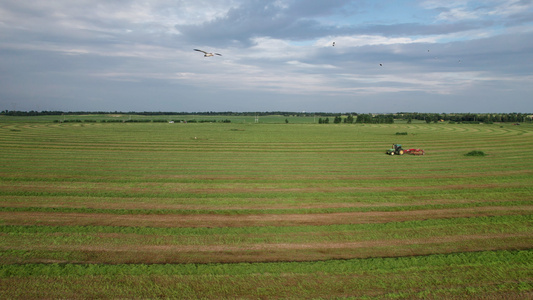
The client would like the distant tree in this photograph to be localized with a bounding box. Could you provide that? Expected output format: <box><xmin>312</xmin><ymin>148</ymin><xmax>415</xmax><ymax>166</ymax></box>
<box><xmin>345</xmin><ymin>115</ymin><xmax>354</xmax><ymax>124</ymax></box>
<box><xmin>356</xmin><ymin>114</ymin><xmax>372</xmax><ymax>123</ymax></box>
<box><xmin>334</xmin><ymin>116</ymin><xmax>342</xmax><ymax>124</ymax></box>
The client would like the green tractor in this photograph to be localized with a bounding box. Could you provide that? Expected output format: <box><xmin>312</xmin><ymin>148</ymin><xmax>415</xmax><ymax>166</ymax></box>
<box><xmin>387</xmin><ymin>144</ymin><xmax>404</xmax><ymax>155</ymax></box>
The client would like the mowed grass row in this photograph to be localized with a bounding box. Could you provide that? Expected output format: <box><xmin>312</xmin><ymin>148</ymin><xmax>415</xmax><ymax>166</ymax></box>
<box><xmin>1</xmin><ymin>214</ymin><xmax>531</xmax><ymax>264</ymax></box>
<box><xmin>1</xmin><ymin>119</ymin><xmax>532</xmax><ymax>297</ymax></box>
<box><xmin>1</xmin><ymin>123</ymin><xmax>531</xmax><ymax>197</ymax></box>
<box><xmin>1</xmin><ymin>122</ymin><xmax>531</xmax><ymax>224</ymax></box>
<box><xmin>1</xmin><ymin>250</ymin><xmax>531</xmax><ymax>299</ymax></box>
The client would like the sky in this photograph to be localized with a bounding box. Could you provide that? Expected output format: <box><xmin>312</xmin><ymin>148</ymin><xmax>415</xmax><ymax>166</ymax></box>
<box><xmin>1</xmin><ymin>0</ymin><xmax>532</xmax><ymax>113</ymax></box>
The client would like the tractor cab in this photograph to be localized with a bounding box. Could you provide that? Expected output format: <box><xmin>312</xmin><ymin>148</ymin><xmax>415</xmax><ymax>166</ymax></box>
<box><xmin>387</xmin><ymin>144</ymin><xmax>404</xmax><ymax>155</ymax></box>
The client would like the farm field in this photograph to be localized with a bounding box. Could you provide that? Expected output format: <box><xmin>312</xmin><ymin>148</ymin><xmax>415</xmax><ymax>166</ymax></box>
<box><xmin>0</xmin><ymin>116</ymin><xmax>532</xmax><ymax>298</ymax></box>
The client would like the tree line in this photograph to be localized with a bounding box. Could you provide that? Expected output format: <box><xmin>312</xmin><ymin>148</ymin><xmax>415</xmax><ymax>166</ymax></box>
<box><xmin>54</xmin><ymin>119</ymin><xmax>231</xmax><ymax>123</ymax></box>
<box><xmin>319</xmin><ymin>114</ymin><xmax>394</xmax><ymax>124</ymax></box>
<box><xmin>396</xmin><ymin>112</ymin><xmax>531</xmax><ymax>123</ymax></box>
<box><xmin>1</xmin><ymin>110</ymin><xmax>354</xmax><ymax>117</ymax></box>
<box><xmin>1</xmin><ymin>110</ymin><xmax>531</xmax><ymax>123</ymax></box>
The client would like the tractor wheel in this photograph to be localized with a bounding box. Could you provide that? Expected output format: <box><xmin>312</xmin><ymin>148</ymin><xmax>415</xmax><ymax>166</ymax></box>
<box><xmin>399</xmin><ymin>150</ymin><xmax>404</xmax><ymax>155</ymax></box>
<box><xmin>390</xmin><ymin>152</ymin><xmax>394</xmax><ymax>155</ymax></box>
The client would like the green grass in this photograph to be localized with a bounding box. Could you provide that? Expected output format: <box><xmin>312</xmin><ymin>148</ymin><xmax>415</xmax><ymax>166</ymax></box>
<box><xmin>1</xmin><ymin>250</ymin><xmax>530</xmax><ymax>277</ymax></box>
<box><xmin>1</xmin><ymin>214</ymin><xmax>529</xmax><ymax>237</ymax></box>
<box><xmin>0</xmin><ymin>199</ymin><xmax>530</xmax><ymax>215</ymax></box>
<box><xmin>0</xmin><ymin>215</ymin><xmax>530</xmax><ymax>253</ymax></box>
<box><xmin>0</xmin><ymin>117</ymin><xmax>532</xmax><ymax>298</ymax></box>
<box><xmin>465</xmin><ymin>150</ymin><xmax>487</xmax><ymax>156</ymax></box>
<box><xmin>0</xmin><ymin>250</ymin><xmax>531</xmax><ymax>299</ymax></box>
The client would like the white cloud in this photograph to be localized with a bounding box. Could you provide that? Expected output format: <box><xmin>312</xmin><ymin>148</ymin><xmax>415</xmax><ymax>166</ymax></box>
<box><xmin>422</xmin><ymin>0</ymin><xmax>533</xmax><ymax>22</ymax></box>
<box><xmin>436</xmin><ymin>7</ymin><xmax>483</xmax><ymax>21</ymax></box>
<box><xmin>318</xmin><ymin>35</ymin><xmax>437</xmax><ymax>48</ymax></box>
<box><xmin>286</xmin><ymin>60</ymin><xmax>337</xmax><ymax>69</ymax></box>
<box><xmin>488</xmin><ymin>0</ymin><xmax>533</xmax><ymax>17</ymax></box>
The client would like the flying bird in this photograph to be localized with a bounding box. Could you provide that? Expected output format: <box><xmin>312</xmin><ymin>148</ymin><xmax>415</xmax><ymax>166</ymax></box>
<box><xmin>194</xmin><ymin>49</ymin><xmax>222</xmax><ymax>57</ymax></box>
<box><xmin>332</xmin><ymin>42</ymin><xmax>335</xmax><ymax>47</ymax></box>
<box><xmin>379</xmin><ymin>63</ymin><xmax>383</xmax><ymax>66</ymax></box>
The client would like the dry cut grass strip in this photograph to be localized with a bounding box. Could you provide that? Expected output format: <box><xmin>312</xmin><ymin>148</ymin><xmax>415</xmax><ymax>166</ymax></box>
<box><xmin>1</xmin><ymin>205</ymin><xmax>531</xmax><ymax>228</ymax></box>
<box><xmin>2</xmin><ymin>233</ymin><xmax>530</xmax><ymax>264</ymax></box>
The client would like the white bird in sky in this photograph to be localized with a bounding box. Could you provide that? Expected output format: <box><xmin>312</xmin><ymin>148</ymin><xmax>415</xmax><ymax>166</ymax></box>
<box><xmin>194</xmin><ymin>49</ymin><xmax>222</xmax><ymax>57</ymax></box>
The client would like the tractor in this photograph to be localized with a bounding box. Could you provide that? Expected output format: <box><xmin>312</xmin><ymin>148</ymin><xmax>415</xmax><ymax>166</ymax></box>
<box><xmin>387</xmin><ymin>144</ymin><xmax>404</xmax><ymax>155</ymax></box>
<box><xmin>386</xmin><ymin>144</ymin><xmax>425</xmax><ymax>155</ymax></box>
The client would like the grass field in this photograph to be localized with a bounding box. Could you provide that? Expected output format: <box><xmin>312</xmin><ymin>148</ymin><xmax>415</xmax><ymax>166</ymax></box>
<box><xmin>0</xmin><ymin>116</ymin><xmax>532</xmax><ymax>298</ymax></box>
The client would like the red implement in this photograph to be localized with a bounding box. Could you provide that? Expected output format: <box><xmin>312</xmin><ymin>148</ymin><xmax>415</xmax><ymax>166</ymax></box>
<box><xmin>404</xmin><ymin>149</ymin><xmax>425</xmax><ymax>155</ymax></box>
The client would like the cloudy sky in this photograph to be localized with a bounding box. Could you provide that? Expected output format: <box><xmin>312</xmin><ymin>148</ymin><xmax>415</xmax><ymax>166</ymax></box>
<box><xmin>1</xmin><ymin>0</ymin><xmax>532</xmax><ymax>113</ymax></box>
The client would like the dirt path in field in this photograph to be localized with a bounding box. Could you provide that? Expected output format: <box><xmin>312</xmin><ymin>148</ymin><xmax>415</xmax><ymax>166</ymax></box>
<box><xmin>1</xmin><ymin>205</ymin><xmax>530</xmax><ymax>228</ymax></box>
